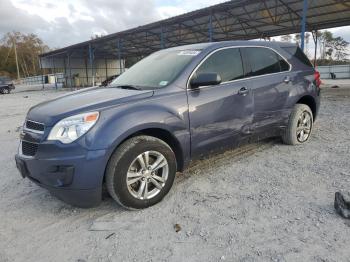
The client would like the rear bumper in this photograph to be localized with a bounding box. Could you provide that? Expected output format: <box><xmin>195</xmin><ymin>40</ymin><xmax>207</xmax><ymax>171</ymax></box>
<box><xmin>15</xmin><ymin>146</ymin><xmax>109</xmax><ymax>208</ymax></box>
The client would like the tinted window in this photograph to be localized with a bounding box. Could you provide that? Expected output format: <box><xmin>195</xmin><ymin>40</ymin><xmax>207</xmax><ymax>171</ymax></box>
<box><xmin>244</xmin><ymin>47</ymin><xmax>283</xmax><ymax>76</ymax></box>
<box><xmin>278</xmin><ymin>56</ymin><xmax>290</xmax><ymax>71</ymax></box>
<box><xmin>195</xmin><ymin>48</ymin><xmax>244</xmax><ymax>82</ymax></box>
<box><xmin>282</xmin><ymin>46</ymin><xmax>313</xmax><ymax>67</ymax></box>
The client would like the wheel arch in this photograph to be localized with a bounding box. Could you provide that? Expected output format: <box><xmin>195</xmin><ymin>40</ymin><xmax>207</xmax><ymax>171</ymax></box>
<box><xmin>296</xmin><ymin>95</ymin><xmax>317</xmax><ymax>120</ymax></box>
<box><xmin>105</xmin><ymin>127</ymin><xmax>185</xmax><ymax>176</ymax></box>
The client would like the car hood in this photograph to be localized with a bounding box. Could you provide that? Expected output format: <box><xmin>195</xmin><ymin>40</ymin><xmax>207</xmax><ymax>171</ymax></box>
<box><xmin>27</xmin><ymin>87</ymin><xmax>154</xmax><ymax>126</ymax></box>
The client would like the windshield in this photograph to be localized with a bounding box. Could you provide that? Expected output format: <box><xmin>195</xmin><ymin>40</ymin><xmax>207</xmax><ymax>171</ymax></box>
<box><xmin>110</xmin><ymin>49</ymin><xmax>201</xmax><ymax>89</ymax></box>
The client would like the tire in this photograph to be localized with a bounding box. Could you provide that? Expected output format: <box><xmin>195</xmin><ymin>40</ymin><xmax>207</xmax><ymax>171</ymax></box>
<box><xmin>106</xmin><ymin>135</ymin><xmax>177</xmax><ymax>210</ymax></box>
<box><xmin>4</xmin><ymin>88</ymin><xmax>10</xmax><ymax>94</ymax></box>
<box><xmin>282</xmin><ymin>104</ymin><xmax>313</xmax><ymax>145</ymax></box>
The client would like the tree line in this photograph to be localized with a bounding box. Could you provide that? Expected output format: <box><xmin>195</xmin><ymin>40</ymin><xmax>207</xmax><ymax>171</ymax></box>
<box><xmin>0</xmin><ymin>30</ymin><xmax>349</xmax><ymax>79</ymax></box>
<box><xmin>280</xmin><ymin>30</ymin><xmax>349</xmax><ymax>65</ymax></box>
<box><xmin>0</xmin><ymin>32</ymin><xmax>50</xmax><ymax>79</ymax></box>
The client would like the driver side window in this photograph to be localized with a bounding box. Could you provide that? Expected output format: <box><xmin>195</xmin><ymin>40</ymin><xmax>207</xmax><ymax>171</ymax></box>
<box><xmin>195</xmin><ymin>48</ymin><xmax>244</xmax><ymax>83</ymax></box>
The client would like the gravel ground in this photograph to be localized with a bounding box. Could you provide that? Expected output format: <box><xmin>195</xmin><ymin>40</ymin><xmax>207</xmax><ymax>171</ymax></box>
<box><xmin>0</xmin><ymin>82</ymin><xmax>349</xmax><ymax>262</ymax></box>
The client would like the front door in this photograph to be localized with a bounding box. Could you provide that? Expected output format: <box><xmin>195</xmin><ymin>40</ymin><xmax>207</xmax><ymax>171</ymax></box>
<box><xmin>187</xmin><ymin>47</ymin><xmax>254</xmax><ymax>157</ymax></box>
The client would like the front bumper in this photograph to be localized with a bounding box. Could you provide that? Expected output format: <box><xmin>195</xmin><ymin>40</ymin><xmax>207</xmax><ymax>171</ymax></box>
<box><xmin>15</xmin><ymin>142</ymin><xmax>109</xmax><ymax>208</ymax></box>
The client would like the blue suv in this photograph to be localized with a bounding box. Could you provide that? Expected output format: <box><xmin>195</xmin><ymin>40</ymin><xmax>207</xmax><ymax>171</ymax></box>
<box><xmin>15</xmin><ymin>41</ymin><xmax>321</xmax><ymax>209</ymax></box>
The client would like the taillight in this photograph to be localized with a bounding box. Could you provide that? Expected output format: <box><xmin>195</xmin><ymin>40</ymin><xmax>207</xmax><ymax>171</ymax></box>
<box><xmin>314</xmin><ymin>70</ymin><xmax>321</xmax><ymax>87</ymax></box>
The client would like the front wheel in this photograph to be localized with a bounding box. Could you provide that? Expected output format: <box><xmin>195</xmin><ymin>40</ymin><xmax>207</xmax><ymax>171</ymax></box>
<box><xmin>282</xmin><ymin>104</ymin><xmax>313</xmax><ymax>145</ymax></box>
<box><xmin>106</xmin><ymin>135</ymin><xmax>177</xmax><ymax>209</ymax></box>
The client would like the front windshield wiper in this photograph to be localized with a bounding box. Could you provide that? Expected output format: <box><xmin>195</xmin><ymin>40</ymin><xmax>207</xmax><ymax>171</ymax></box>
<box><xmin>110</xmin><ymin>85</ymin><xmax>141</xmax><ymax>90</ymax></box>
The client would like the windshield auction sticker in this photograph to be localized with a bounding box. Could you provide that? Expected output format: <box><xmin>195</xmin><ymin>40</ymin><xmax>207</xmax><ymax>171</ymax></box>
<box><xmin>178</xmin><ymin>50</ymin><xmax>201</xmax><ymax>56</ymax></box>
<box><xmin>159</xmin><ymin>81</ymin><xmax>169</xmax><ymax>86</ymax></box>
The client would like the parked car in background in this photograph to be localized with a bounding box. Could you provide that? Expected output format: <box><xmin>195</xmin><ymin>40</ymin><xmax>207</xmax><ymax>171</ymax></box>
<box><xmin>15</xmin><ymin>41</ymin><xmax>321</xmax><ymax>209</ymax></box>
<box><xmin>0</xmin><ymin>76</ymin><xmax>15</xmax><ymax>94</ymax></box>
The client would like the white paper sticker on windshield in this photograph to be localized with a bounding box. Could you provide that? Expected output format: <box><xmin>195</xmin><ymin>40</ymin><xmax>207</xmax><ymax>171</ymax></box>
<box><xmin>178</xmin><ymin>50</ymin><xmax>201</xmax><ymax>56</ymax></box>
<box><xmin>159</xmin><ymin>81</ymin><xmax>168</xmax><ymax>86</ymax></box>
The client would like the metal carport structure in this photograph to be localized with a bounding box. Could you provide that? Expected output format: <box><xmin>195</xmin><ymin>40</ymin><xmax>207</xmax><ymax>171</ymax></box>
<box><xmin>40</xmin><ymin>0</ymin><xmax>350</xmax><ymax>87</ymax></box>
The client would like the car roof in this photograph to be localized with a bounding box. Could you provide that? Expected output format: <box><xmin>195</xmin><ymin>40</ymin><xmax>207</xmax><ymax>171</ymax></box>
<box><xmin>165</xmin><ymin>40</ymin><xmax>297</xmax><ymax>52</ymax></box>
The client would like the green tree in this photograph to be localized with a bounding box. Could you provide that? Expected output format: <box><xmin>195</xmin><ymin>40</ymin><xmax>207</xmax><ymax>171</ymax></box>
<box><xmin>332</xmin><ymin>36</ymin><xmax>348</xmax><ymax>61</ymax></box>
<box><xmin>319</xmin><ymin>31</ymin><xmax>349</xmax><ymax>61</ymax></box>
<box><xmin>0</xmin><ymin>32</ymin><xmax>50</xmax><ymax>78</ymax></box>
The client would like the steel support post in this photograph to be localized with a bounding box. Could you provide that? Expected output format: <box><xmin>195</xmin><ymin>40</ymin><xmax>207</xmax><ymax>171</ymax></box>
<box><xmin>117</xmin><ymin>39</ymin><xmax>123</xmax><ymax>74</ymax></box>
<box><xmin>85</xmin><ymin>57</ymin><xmax>88</xmax><ymax>87</ymax></box>
<box><xmin>89</xmin><ymin>44</ymin><xmax>95</xmax><ymax>86</ymax></box>
<box><xmin>67</xmin><ymin>53</ymin><xmax>72</xmax><ymax>88</ymax></box>
<box><xmin>208</xmin><ymin>11</ymin><xmax>213</xmax><ymax>42</ymax></box>
<box><xmin>39</xmin><ymin>57</ymin><xmax>44</xmax><ymax>89</ymax></box>
<box><xmin>105</xmin><ymin>58</ymin><xmax>108</xmax><ymax>80</ymax></box>
<box><xmin>63</xmin><ymin>57</ymin><xmax>67</xmax><ymax>88</ymax></box>
<box><xmin>313</xmin><ymin>30</ymin><xmax>318</xmax><ymax>68</ymax></box>
<box><xmin>52</xmin><ymin>57</ymin><xmax>57</xmax><ymax>90</ymax></box>
<box><xmin>300</xmin><ymin>0</ymin><xmax>308</xmax><ymax>51</ymax></box>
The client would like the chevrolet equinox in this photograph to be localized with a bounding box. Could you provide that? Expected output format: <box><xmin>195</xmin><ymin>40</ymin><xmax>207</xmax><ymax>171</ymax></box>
<box><xmin>15</xmin><ymin>41</ymin><xmax>321</xmax><ymax>209</ymax></box>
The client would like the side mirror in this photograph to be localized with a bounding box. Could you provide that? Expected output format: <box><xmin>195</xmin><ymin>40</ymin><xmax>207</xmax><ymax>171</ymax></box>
<box><xmin>190</xmin><ymin>72</ymin><xmax>222</xmax><ymax>88</ymax></box>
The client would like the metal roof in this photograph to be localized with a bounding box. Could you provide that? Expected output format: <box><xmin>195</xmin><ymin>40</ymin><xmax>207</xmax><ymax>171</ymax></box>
<box><xmin>41</xmin><ymin>0</ymin><xmax>350</xmax><ymax>59</ymax></box>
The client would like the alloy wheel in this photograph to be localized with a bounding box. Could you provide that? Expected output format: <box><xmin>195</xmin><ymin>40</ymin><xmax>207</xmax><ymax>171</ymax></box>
<box><xmin>126</xmin><ymin>151</ymin><xmax>169</xmax><ymax>200</ymax></box>
<box><xmin>296</xmin><ymin>110</ymin><xmax>312</xmax><ymax>142</ymax></box>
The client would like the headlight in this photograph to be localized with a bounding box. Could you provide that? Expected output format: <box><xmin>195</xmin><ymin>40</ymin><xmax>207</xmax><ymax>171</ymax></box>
<box><xmin>47</xmin><ymin>112</ymin><xmax>99</xmax><ymax>144</ymax></box>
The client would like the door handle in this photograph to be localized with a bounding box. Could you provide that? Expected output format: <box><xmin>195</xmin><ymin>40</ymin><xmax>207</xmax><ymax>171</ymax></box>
<box><xmin>283</xmin><ymin>76</ymin><xmax>291</xmax><ymax>83</ymax></box>
<box><xmin>238</xmin><ymin>87</ymin><xmax>249</xmax><ymax>96</ymax></box>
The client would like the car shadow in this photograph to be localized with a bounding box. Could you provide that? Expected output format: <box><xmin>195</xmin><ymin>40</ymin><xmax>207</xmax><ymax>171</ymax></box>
<box><xmin>176</xmin><ymin>137</ymin><xmax>280</xmax><ymax>186</ymax></box>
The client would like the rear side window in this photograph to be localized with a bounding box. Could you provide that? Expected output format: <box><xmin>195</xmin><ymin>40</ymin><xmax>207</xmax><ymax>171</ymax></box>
<box><xmin>195</xmin><ymin>48</ymin><xmax>244</xmax><ymax>82</ymax></box>
<box><xmin>278</xmin><ymin>56</ymin><xmax>290</xmax><ymax>71</ymax></box>
<box><xmin>282</xmin><ymin>46</ymin><xmax>313</xmax><ymax>67</ymax></box>
<box><xmin>243</xmin><ymin>47</ymin><xmax>289</xmax><ymax>77</ymax></box>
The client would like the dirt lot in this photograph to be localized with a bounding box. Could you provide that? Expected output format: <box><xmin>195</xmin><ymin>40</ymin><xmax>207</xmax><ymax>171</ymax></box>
<box><xmin>0</xmin><ymin>82</ymin><xmax>350</xmax><ymax>262</ymax></box>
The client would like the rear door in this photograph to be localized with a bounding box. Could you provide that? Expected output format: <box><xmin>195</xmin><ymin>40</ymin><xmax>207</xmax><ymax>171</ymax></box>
<box><xmin>241</xmin><ymin>47</ymin><xmax>292</xmax><ymax>133</ymax></box>
<box><xmin>187</xmin><ymin>47</ymin><xmax>254</xmax><ymax>157</ymax></box>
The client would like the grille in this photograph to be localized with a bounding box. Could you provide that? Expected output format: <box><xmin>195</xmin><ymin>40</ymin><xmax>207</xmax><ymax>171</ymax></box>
<box><xmin>26</xmin><ymin>120</ymin><xmax>45</xmax><ymax>132</ymax></box>
<box><xmin>22</xmin><ymin>141</ymin><xmax>38</xmax><ymax>156</ymax></box>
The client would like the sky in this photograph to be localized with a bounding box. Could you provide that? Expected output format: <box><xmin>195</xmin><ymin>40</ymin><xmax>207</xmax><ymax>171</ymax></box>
<box><xmin>0</xmin><ymin>0</ymin><xmax>349</xmax><ymax>50</ymax></box>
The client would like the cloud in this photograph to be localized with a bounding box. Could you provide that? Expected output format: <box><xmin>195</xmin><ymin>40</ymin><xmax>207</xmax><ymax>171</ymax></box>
<box><xmin>157</xmin><ymin>6</ymin><xmax>186</xmax><ymax>19</ymax></box>
<box><xmin>45</xmin><ymin>3</ymin><xmax>56</xmax><ymax>9</ymax></box>
<box><xmin>0</xmin><ymin>0</ymin><xmax>49</xmax><ymax>36</ymax></box>
<box><xmin>330</xmin><ymin>26</ymin><xmax>350</xmax><ymax>42</ymax></box>
<box><xmin>1</xmin><ymin>0</ymin><xmax>349</xmax><ymax>50</ymax></box>
<box><xmin>1</xmin><ymin>0</ymin><xmax>162</xmax><ymax>47</ymax></box>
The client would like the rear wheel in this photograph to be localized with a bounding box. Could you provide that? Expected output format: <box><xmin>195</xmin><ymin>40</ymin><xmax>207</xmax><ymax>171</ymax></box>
<box><xmin>282</xmin><ymin>104</ymin><xmax>313</xmax><ymax>145</ymax></box>
<box><xmin>3</xmin><ymin>88</ymin><xmax>10</xmax><ymax>94</ymax></box>
<box><xmin>106</xmin><ymin>135</ymin><xmax>177</xmax><ymax>209</ymax></box>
